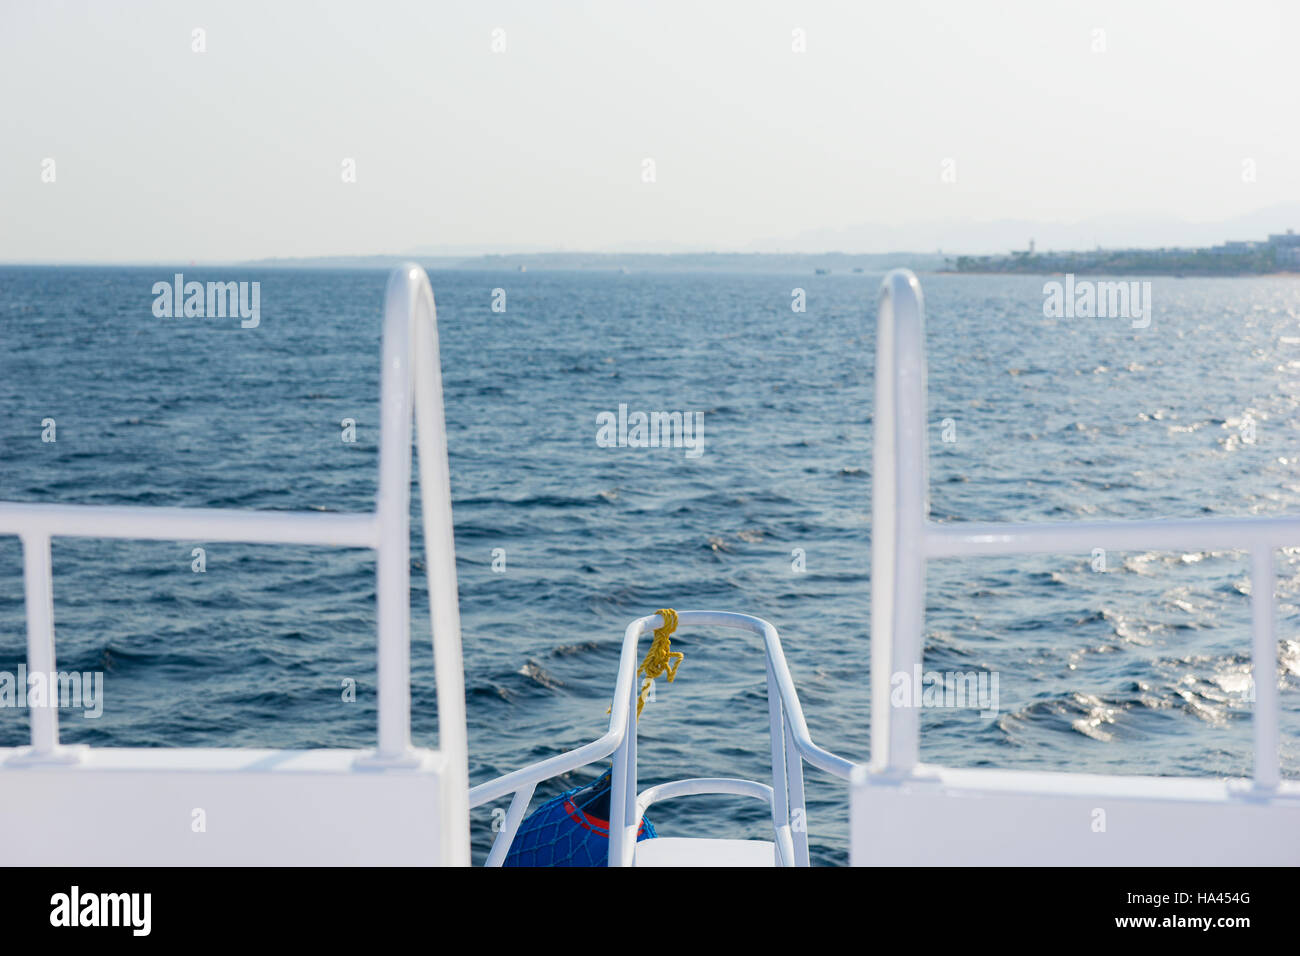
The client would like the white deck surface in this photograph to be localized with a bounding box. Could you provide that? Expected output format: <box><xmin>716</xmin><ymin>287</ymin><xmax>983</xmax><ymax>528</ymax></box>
<box><xmin>0</xmin><ymin>746</ymin><xmax>458</xmax><ymax>865</ymax></box>
<box><xmin>852</xmin><ymin>764</ymin><xmax>1300</xmax><ymax>866</ymax></box>
<box><xmin>635</xmin><ymin>837</ymin><xmax>776</xmax><ymax>867</ymax></box>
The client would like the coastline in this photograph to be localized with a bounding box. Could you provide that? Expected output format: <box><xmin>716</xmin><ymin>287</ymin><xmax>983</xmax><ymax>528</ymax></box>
<box><xmin>938</xmin><ymin>269</ymin><xmax>1300</xmax><ymax>278</ymax></box>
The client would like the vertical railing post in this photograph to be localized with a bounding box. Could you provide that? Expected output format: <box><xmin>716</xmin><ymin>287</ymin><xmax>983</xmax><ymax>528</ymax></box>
<box><xmin>623</xmin><ymin>685</ymin><xmax>638</xmax><ymax>865</ymax></box>
<box><xmin>783</xmin><ymin>711</ymin><xmax>811</xmax><ymax>866</ymax></box>
<box><xmin>366</xmin><ymin>259</ymin><xmax>474</xmax><ymax>893</ymax></box>
<box><xmin>765</xmin><ymin>660</ymin><xmax>791</xmax><ymax>837</ymax></box>
<box><xmin>609</xmin><ymin>737</ymin><xmax>627</xmax><ymax>866</ymax></box>
<box><xmin>1251</xmin><ymin>546</ymin><xmax>1280</xmax><ymax>790</ymax></box>
<box><xmin>870</xmin><ymin>269</ymin><xmax>929</xmax><ymax>775</ymax></box>
<box><xmin>609</xmin><ymin>667</ymin><xmax>638</xmax><ymax>867</ymax></box>
<box><xmin>407</xmin><ymin>265</ymin><xmax>470</xmax><ymax>862</ymax></box>
<box><xmin>21</xmin><ymin>533</ymin><xmax>59</xmax><ymax>755</ymax></box>
<box><xmin>373</xmin><ymin>272</ymin><xmax>417</xmax><ymax>765</ymax></box>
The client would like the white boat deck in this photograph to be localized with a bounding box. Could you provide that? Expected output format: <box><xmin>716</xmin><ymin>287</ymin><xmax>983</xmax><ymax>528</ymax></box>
<box><xmin>636</xmin><ymin>838</ymin><xmax>776</xmax><ymax>867</ymax></box>
<box><xmin>853</xmin><ymin>270</ymin><xmax>1300</xmax><ymax>866</ymax></box>
<box><xmin>0</xmin><ymin>265</ymin><xmax>471</xmax><ymax>866</ymax></box>
<box><xmin>0</xmin><ymin>265</ymin><xmax>1294</xmax><ymax>866</ymax></box>
<box><xmin>2</xmin><ymin>747</ymin><xmax>454</xmax><ymax>865</ymax></box>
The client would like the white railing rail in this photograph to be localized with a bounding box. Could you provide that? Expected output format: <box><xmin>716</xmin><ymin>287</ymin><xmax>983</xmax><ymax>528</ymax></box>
<box><xmin>632</xmin><ymin>777</ymin><xmax>793</xmax><ymax>866</ymax></box>
<box><xmin>469</xmin><ymin>610</ymin><xmax>854</xmax><ymax>866</ymax></box>
<box><xmin>0</xmin><ymin>264</ymin><xmax>470</xmax><ymax>833</ymax></box>
<box><xmin>871</xmin><ymin>268</ymin><xmax>1283</xmax><ymax>790</ymax></box>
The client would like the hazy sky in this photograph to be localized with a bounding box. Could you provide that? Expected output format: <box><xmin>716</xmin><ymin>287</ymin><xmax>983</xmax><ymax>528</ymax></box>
<box><xmin>3</xmin><ymin>0</ymin><xmax>1298</xmax><ymax>261</ymax></box>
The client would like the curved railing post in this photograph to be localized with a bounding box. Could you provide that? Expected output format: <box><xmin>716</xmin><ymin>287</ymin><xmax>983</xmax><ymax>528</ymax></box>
<box><xmin>369</xmin><ymin>264</ymin><xmax>470</xmax><ymax>862</ymax></box>
<box><xmin>372</xmin><ymin>269</ymin><xmax>416</xmax><ymax>764</ymax></box>
<box><xmin>610</xmin><ymin>615</ymin><xmax>645</xmax><ymax>866</ymax></box>
<box><xmin>473</xmin><ymin>610</ymin><xmax>853</xmax><ymax>866</ymax></box>
<box><xmin>870</xmin><ymin>269</ymin><xmax>928</xmax><ymax>776</ymax></box>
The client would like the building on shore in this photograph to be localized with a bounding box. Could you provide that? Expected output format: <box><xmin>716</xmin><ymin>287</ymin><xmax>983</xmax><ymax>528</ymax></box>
<box><xmin>952</xmin><ymin>229</ymin><xmax>1300</xmax><ymax>275</ymax></box>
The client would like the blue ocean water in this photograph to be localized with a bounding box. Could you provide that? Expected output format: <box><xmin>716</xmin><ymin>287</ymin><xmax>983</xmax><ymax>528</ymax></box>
<box><xmin>1</xmin><ymin>266</ymin><xmax>1298</xmax><ymax>865</ymax></box>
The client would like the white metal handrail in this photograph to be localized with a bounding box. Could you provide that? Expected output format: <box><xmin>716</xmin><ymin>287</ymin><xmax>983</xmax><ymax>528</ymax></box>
<box><xmin>470</xmin><ymin>610</ymin><xmax>853</xmax><ymax>866</ymax></box>
<box><xmin>632</xmin><ymin>777</ymin><xmax>794</xmax><ymax>866</ymax></box>
<box><xmin>0</xmin><ymin>265</ymin><xmax>470</xmax><ymax>845</ymax></box>
<box><xmin>871</xmin><ymin>268</ymin><xmax>1284</xmax><ymax>790</ymax></box>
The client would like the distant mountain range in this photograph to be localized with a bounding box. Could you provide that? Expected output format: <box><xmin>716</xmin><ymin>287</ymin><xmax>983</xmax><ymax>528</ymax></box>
<box><xmin>215</xmin><ymin>202</ymin><xmax>1300</xmax><ymax>272</ymax></box>
<box><xmin>233</xmin><ymin>251</ymin><xmax>947</xmax><ymax>273</ymax></box>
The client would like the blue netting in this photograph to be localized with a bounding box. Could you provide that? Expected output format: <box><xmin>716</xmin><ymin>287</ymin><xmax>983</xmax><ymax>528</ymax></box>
<box><xmin>503</xmin><ymin>769</ymin><xmax>657</xmax><ymax>867</ymax></box>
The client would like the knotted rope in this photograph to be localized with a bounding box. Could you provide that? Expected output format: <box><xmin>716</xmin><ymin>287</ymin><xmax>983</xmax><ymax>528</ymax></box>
<box><xmin>635</xmin><ymin>608</ymin><xmax>683</xmax><ymax>719</ymax></box>
<box><xmin>607</xmin><ymin>608</ymin><xmax>684</xmax><ymax>720</ymax></box>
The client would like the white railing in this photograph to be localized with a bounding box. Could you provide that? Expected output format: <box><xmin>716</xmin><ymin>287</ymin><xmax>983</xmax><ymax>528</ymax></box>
<box><xmin>870</xmin><ymin>268</ymin><xmax>1283</xmax><ymax>790</ymax></box>
<box><xmin>469</xmin><ymin>610</ymin><xmax>854</xmax><ymax>866</ymax></box>
<box><xmin>0</xmin><ymin>265</ymin><xmax>470</xmax><ymax>848</ymax></box>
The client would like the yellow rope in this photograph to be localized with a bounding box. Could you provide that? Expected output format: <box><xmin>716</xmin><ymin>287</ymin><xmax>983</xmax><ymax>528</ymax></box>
<box><xmin>607</xmin><ymin>608</ymin><xmax>684</xmax><ymax>720</ymax></box>
<box><xmin>635</xmin><ymin>608</ymin><xmax>683</xmax><ymax>719</ymax></box>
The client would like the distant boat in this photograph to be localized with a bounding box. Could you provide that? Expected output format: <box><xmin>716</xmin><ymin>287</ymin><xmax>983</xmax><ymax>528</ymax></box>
<box><xmin>620</xmin><ymin>267</ymin><xmax>630</xmax><ymax>274</ymax></box>
<box><xmin>518</xmin><ymin>265</ymin><xmax>527</xmax><ymax>272</ymax></box>
<box><xmin>815</xmin><ymin>268</ymin><xmax>830</xmax><ymax>275</ymax></box>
